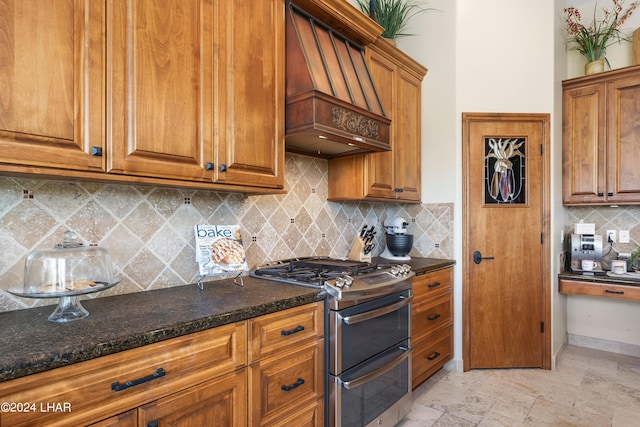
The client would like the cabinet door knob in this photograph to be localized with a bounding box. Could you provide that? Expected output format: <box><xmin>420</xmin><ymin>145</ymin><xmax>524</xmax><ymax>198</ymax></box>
<box><xmin>206</xmin><ymin>162</ymin><xmax>214</xmax><ymax>170</ymax></box>
<box><xmin>220</xmin><ymin>164</ymin><xmax>227</xmax><ymax>172</ymax></box>
<box><xmin>608</xmin><ymin>192</ymin><xmax>613</xmax><ymax>197</ymax></box>
<box><xmin>91</xmin><ymin>146</ymin><xmax>102</xmax><ymax>156</ymax></box>
<box><xmin>598</xmin><ymin>192</ymin><xmax>604</xmax><ymax>197</ymax></box>
<box><xmin>394</xmin><ymin>188</ymin><xmax>404</xmax><ymax>192</ymax></box>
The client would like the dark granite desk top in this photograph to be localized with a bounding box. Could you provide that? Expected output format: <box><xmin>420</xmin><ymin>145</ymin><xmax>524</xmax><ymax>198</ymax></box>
<box><xmin>558</xmin><ymin>271</ymin><xmax>640</xmax><ymax>287</ymax></box>
<box><xmin>0</xmin><ymin>257</ymin><xmax>455</xmax><ymax>384</ymax></box>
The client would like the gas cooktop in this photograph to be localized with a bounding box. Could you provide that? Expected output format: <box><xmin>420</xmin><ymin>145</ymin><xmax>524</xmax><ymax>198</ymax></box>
<box><xmin>250</xmin><ymin>257</ymin><xmax>414</xmax><ymax>303</ymax></box>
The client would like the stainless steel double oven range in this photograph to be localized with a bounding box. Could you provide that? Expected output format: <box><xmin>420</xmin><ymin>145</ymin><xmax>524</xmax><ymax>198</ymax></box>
<box><xmin>251</xmin><ymin>257</ymin><xmax>415</xmax><ymax>427</ymax></box>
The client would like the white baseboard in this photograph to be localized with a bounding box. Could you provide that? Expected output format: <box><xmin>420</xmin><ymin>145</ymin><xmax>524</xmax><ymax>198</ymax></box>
<box><xmin>568</xmin><ymin>334</ymin><xmax>640</xmax><ymax>358</ymax></box>
<box><xmin>552</xmin><ymin>334</ymin><xmax>569</xmax><ymax>369</ymax></box>
<box><xmin>443</xmin><ymin>358</ymin><xmax>464</xmax><ymax>372</ymax></box>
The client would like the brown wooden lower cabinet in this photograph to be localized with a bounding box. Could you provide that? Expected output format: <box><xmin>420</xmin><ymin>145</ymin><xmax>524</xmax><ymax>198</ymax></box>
<box><xmin>411</xmin><ymin>267</ymin><xmax>454</xmax><ymax>389</ymax></box>
<box><xmin>0</xmin><ymin>302</ymin><xmax>324</xmax><ymax>427</ymax></box>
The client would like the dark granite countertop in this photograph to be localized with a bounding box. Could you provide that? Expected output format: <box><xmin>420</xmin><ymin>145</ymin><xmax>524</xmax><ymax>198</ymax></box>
<box><xmin>0</xmin><ymin>277</ymin><xmax>323</xmax><ymax>383</ymax></box>
<box><xmin>0</xmin><ymin>257</ymin><xmax>455</xmax><ymax>384</ymax></box>
<box><xmin>558</xmin><ymin>271</ymin><xmax>640</xmax><ymax>287</ymax></box>
<box><xmin>400</xmin><ymin>257</ymin><xmax>456</xmax><ymax>275</ymax></box>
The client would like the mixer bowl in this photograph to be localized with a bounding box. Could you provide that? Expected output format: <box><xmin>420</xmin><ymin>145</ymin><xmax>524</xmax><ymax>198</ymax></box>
<box><xmin>386</xmin><ymin>234</ymin><xmax>413</xmax><ymax>257</ymax></box>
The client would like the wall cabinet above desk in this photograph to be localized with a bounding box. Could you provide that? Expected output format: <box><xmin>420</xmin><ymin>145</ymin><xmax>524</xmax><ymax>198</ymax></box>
<box><xmin>562</xmin><ymin>65</ymin><xmax>640</xmax><ymax>205</ymax></box>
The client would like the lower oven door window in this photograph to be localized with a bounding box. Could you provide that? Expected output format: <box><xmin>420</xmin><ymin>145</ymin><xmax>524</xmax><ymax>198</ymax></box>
<box><xmin>333</xmin><ymin>344</ymin><xmax>411</xmax><ymax>427</ymax></box>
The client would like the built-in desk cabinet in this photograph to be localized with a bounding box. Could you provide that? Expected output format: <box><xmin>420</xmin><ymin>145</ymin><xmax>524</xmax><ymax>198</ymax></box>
<box><xmin>328</xmin><ymin>38</ymin><xmax>427</xmax><ymax>202</ymax></box>
<box><xmin>559</xmin><ymin>278</ymin><xmax>640</xmax><ymax>301</ymax></box>
<box><xmin>411</xmin><ymin>267</ymin><xmax>454</xmax><ymax>388</ymax></box>
<box><xmin>0</xmin><ymin>0</ymin><xmax>284</xmax><ymax>191</ymax></box>
<box><xmin>562</xmin><ymin>65</ymin><xmax>640</xmax><ymax>205</ymax></box>
<box><xmin>0</xmin><ymin>302</ymin><xmax>323</xmax><ymax>427</ymax></box>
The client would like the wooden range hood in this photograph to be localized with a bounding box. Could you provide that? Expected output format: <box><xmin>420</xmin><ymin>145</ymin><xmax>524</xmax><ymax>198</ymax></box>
<box><xmin>285</xmin><ymin>2</ymin><xmax>391</xmax><ymax>158</ymax></box>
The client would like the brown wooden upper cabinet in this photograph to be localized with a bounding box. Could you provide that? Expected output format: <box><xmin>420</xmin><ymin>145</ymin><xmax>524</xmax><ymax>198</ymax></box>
<box><xmin>563</xmin><ymin>64</ymin><xmax>640</xmax><ymax>205</ymax></box>
<box><xmin>0</xmin><ymin>0</ymin><xmax>105</xmax><ymax>173</ymax></box>
<box><xmin>328</xmin><ymin>38</ymin><xmax>427</xmax><ymax>202</ymax></box>
<box><xmin>0</xmin><ymin>0</ymin><xmax>284</xmax><ymax>191</ymax></box>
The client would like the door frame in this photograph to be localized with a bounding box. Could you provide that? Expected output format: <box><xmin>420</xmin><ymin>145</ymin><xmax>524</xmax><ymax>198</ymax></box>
<box><xmin>462</xmin><ymin>112</ymin><xmax>552</xmax><ymax>371</ymax></box>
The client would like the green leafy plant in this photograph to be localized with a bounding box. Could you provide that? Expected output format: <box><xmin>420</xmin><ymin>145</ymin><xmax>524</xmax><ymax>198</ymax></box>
<box><xmin>357</xmin><ymin>0</ymin><xmax>434</xmax><ymax>39</ymax></box>
<box><xmin>564</xmin><ymin>0</ymin><xmax>639</xmax><ymax>66</ymax></box>
<box><xmin>630</xmin><ymin>246</ymin><xmax>640</xmax><ymax>271</ymax></box>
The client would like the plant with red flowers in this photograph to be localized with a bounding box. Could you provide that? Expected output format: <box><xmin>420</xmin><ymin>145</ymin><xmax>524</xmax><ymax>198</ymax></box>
<box><xmin>564</xmin><ymin>0</ymin><xmax>639</xmax><ymax>65</ymax></box>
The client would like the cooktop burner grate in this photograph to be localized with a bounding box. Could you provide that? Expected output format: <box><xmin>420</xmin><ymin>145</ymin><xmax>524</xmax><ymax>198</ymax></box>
<box><xmin>250</xmin><ymin>257</ymin><xmax>384</xmax><ymax>287</ymax></box>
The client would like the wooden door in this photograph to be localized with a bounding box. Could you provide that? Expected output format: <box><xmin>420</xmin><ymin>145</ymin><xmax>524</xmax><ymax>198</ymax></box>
<box><xmin>214</xmin><ymin>0</ymin><xmax>285</xmax><ymax>188</ymax></box>
<box><xmin>138</xmin><ymin>370</ymin><xmax>247</xmax><ymax>427</ymax></box>
<box><xmin>562</xmin><ymin>83</ymin><xmax>606</xmax><ymax>204</ymax></box>
<box><xmin>0</xmin><ymin>0</ymin><xmax>105</xmax><ymax>172</ymax></box>
<box><xmin>606</xmin><ymin>74</ymin><xmax>640</xmax><ymax>203</ymax></box>
<box><xmin>106</xmin><ymin>0</ymin><xmax>214</xmax><ymax>181</ymax></box>
<box><xmin>462</xmin><ymin>113</ymin><xmax>550</xmax><ymax>370</ymax></box>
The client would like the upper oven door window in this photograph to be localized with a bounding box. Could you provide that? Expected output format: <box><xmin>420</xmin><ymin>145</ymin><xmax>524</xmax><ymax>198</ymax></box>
<box><xmin>330</xmin><ymin>290</ymin><xmax>412</xmax><ymax>374</ymax></box>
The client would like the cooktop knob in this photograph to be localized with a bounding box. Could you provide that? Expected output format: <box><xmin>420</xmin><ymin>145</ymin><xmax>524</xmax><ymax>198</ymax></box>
<box><xmin>335</xmin><ymin>277</ymin><xmax>345</xmax><ymax>288</ymax></box>
<box><xmin>343</xmin><ymin>275</ymin><xmax>354</xmax><ymax>287</ymax></box>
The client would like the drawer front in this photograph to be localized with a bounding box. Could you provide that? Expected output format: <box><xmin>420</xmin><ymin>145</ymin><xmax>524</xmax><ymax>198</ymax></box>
<box><xmin>412</xmin><ymin>292</ymin><xmax>453</xmax><ymax>341</ymax></box>
<box><xmin>249</xmin><ymin>339</ymin><xmax>324</xmax><ymax>427</ymax></box>
<box><xmin>138</xmin><ymin>369</ymin><xmax>247</xmax><ymax>427</ymax></box>
<box><xmin>412</xmin><ymin>327</ymin><xmax>453</xmax><ymax>388</ymax></box>
<box><xmin>0</xmin><ymin>322</ymin><xmax>246</xmax><ymax>427</ymax></box>
<box><xmin>269</xmin><ymin>398</ymin><xmax>324</xmax><ymax>427</ymax></box>
<box><xmin>413</xmin><ymin>268</ymin><xmax>453</xmax><ymax>303</ymax></box>
<box><xmin>559</xmin><ymin>279</ymin><xmax>640</xmax><ymax>301</ymax></box>
<box><xmin>249</xmin><ymin>301</ymin><xmax>324</xmax><ymax>362</ymax></box>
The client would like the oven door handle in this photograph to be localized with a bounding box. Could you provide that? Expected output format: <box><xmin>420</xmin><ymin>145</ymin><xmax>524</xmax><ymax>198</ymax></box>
<box><xmin>340</xmin><ymin>347</ymin><xmax>411</xmax><ymax>390</ymax></box>
<box><xmin>340</xmin><ymin>295</ymin><xmax>413</xmax><ymax>325</ymax></box>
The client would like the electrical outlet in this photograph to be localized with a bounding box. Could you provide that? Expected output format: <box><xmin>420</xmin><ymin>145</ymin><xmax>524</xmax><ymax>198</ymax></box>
<box><xmin>619</xmin><ymin>230</ymin><xmax>630</xmax><ymax>243</ymax></box>
<box><xmin>607</xmin><ymin>230</ymin><xmax>616</xmax><ymax>243</ymax></box>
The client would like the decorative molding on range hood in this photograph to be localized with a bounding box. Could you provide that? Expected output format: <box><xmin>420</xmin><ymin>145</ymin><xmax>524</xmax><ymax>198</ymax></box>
<box><xmin>290</xmin><ymin>0</ymin><xmax>384</xmax><ymax>45</ymax></box>
<box><xmin>285</xmin><ymin>2</ymin><xmax>391</xmax><ymax>158</ymax></box>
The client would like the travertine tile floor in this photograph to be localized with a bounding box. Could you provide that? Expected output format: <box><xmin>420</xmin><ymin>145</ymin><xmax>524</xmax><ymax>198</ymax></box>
<box><xmin>400</xmin><ymin>345</ymin><xmax>640</xmax><ymax>426</ymax></box>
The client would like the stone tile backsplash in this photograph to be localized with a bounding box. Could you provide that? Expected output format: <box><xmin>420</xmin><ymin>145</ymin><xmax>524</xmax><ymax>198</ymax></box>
<box><xmin>0</xmin><ymin>154</ymin><xmax>453</xmax><ymax>312</ymax></box>
<box><xmin>566</xmin><ymin>205</ymin><xmax>640</xmax><ymax>267</ymax></box>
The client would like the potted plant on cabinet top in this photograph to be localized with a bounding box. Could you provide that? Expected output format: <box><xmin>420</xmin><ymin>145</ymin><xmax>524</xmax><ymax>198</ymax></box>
<box><xmin>564</xmin><ymin>0</ymin><xmax>639</xmax><ymax>75</ymax></box>
<box><xmin>357</xmin><ymin>0</ymin><xmax>433</xmax><ymax>41</ymax></box>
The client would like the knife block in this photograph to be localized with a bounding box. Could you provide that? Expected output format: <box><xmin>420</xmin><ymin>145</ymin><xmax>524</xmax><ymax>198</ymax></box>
<box><xmin>347</xmin><ymin>237</ymin><xmax>371</xmax><ymax>262</ymax></box>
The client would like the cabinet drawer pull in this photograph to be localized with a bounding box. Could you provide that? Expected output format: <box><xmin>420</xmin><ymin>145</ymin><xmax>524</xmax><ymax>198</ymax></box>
<box><xmin>281</xmin><ymin>325</ymin><xmax>305</xmax><ymax>336</ymax></box>
<box><xmin>111</xmin><ymin>367</ymin><xmax>166</xmax><ymax>392</ymax></box>
<box><xmin>281</xmin><ymin>377</ymin><xmax>305</xmax><ymax>391</ymax></box>
<box><xmin>428</xmin><ymin>313</ymin><xmax>441</xmax><ymax>321</ymax></box>
<box><xmin>605</xmin><ymin>289</ymin><xmax>624</xmax><ymax>295</ymax></box>
<box><xmin>427</xmin><ymin>281</ymin><xmax>441</xmax><ymax>289</ymax></box>
<box><xmin>427</xmin><ymin>352</ymin><xmax>441</xmax><ymax>361</ymax></box>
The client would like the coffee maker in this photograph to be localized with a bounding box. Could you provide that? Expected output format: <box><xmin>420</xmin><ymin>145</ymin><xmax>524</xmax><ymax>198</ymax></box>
<box><xmin>570</xmin><ymin>233</ymin><xmax>604</xmax><ymax>274</ymax></box>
